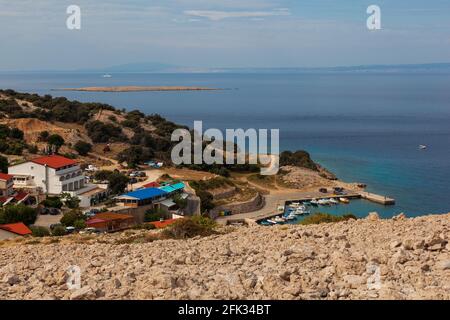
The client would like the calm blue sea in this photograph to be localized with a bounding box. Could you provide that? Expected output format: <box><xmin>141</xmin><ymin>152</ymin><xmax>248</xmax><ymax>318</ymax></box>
<box><xmin>1</xmin><ymin>72</ymin><xmax>449</xmax><ymax>218</ymax></box>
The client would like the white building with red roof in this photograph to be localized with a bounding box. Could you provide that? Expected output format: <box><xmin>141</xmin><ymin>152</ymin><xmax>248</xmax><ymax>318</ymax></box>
<box><xmin>0</xmin><ymin>173</ymin><xmax>14</xmax><ymax>197</ymax></box>
<box><xmin>8</xmin><ymin>155</ymin><xmax>94</xmax><ymax>196</ymax></box>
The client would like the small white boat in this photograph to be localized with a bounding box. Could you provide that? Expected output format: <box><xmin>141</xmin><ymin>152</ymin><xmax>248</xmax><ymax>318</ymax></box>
<box><xmin>329</xmin><ymin>198</ymin><xmax>339</xmax><ymax>205</ymax></box>
<box><xmin>102</xmin><ymin>74</ymin><xmax>112</xmax><ymax>78</ymax></box>
<box><xmin>318</xmin><ymin>199</ymin><xmax>330</xmax><ymax>205</ymax></box>
<box><xmin>339</xmin><ymin>197</ymin><xmax>350</xmax><ymax>204</ymax></box>
<box><xmin>419</xmin><ymin>145</ymin><xmax>427</xmax><ymax>150</ymax></box>
<box><xmin>289</xmin><ymin>202</ymin><xmax>301</xmax><ymax>208</ymax></box>
<box><xmin>285</xmin><ymin>214</ymin><xmax>296</xmax><ymax>221</ymax></box>
<box><xmin>266</xmin><ymin>219</ymin><xmax>277</xmax><ymax>225</ymax></box>
<box><xmin>273</xmin><ymin>216</ymin><xmax>286</xmax><ymax>224</ymax></box>
<box><xmin>310</xmin><ymin>199</ymin><xmax>319</xmax><ymax>206</ymax></box>
<box><xmin>294</xmin><ymin>207</ymin><xmax>310</xmax><ymax>215</ymax></box>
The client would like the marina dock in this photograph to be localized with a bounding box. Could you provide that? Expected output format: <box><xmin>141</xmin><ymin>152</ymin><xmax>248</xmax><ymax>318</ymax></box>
<box><xmin>217</xmin><ymin>188</ymin><xmax>396</xmax><ymax>225</ymax></box>
<box><xmin>359</xmin><ymin>191</ymin><xmax>396</xmax><ymax>205</ymax></box>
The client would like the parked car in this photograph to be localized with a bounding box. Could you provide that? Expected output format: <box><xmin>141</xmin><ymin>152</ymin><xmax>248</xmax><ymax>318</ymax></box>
<box><xmin>49</xmin><ymin>208</ymin><xmax>60</xmax><ymax>215</ymax></box>
<box><xmin>65</xmin><ymin>226</ymin><xmax>76</xmax><ymax>234</ymax></box>
<box><xmin>129</xmin><ymin>178</ymin><xmax>138</xmax><ymax>184</ymax></box>
<box><xmin>319</xmin><ymin>188</ymin><xmax>328</xmax><ymax>193</ymax></box>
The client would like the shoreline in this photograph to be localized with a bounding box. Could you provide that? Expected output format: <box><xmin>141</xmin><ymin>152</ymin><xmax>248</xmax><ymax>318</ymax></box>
<box><xmin>52</xmin><ymin>86</ymin><xmax>221</xmax><ymax>92</ymax></box>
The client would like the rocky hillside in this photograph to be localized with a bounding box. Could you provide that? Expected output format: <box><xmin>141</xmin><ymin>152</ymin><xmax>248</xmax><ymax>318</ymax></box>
<box><xmin>0</xmin><ymin>213</ymin><xmax>448</xmax><ymax>300</ymax></box>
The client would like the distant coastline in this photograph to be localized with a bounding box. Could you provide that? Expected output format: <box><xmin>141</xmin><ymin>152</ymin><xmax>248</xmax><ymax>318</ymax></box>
<box><xmin>53</xmin><ymin>86</ymin><xmax>220</xmax><ymax>92</ymax></box>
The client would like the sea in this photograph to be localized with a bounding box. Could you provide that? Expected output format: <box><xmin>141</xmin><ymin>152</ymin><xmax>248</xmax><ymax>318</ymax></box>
<box><xmin>1</xmin><ymin>72</ymin><xmax>449</xmax><ymax>218</ymax></box>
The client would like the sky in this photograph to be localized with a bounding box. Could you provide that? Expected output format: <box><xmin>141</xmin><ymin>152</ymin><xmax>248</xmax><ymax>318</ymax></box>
<box><xmin>0</xmin><ymin>0</ymin><xmax>450</xmax><ymax>70</ymax></box>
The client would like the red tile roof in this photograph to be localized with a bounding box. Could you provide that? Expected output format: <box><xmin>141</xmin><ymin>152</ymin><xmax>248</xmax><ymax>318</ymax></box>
<box><xmin>31</xmin><ymin>155</ymin><xmax>77</xmax><ymax>169</ymax></box>
<box><xmin>143</xmin><ymin>181</ymin><xmax>160</xmax><ymax>188</ymax></box>
<box><xmin>0</xmin><ymin>222</ymin><xmax>32</xmax><ymax>236</ymax></box>
<box><xmin>0</xmin><ymin>173</ymin><xmax>13</xmax><ymax>181</ymax></box>
<box><xmin>13</xmin><ymin>192</ymin><xmax>29</xmax><ymax>202</ymax></box>
<box><xmin>149</xmin><ymin>218</ymin><xmax>178</xmax><ymax>229</ymax></box>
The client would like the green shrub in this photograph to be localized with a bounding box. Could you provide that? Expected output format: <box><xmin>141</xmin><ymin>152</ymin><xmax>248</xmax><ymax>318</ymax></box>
<box><xmin>144</xmin><ymin>208</ymin><xmax>165</xmax><ymax>222</ymax></box>
<box><xmin>299</xmin><ymin>213</ymin><xmax>357</xmax><ymax>225</ymax></box>
<box><xmin>74</xmin><ymin>140</ymin><xmax>92</xmax><ymax>156</ymax></box>
<box><xmin>161</xmin><ymin>217</ymin><xmax>216</xmax><ymax>239</ymax></box>
<box><xmin>60</xmin><ymin>210</ymin><xmax>84</xmax><ymax>227</ymax></box>
<box><xmin>133</xmin><ymin>223</ymin><xmax>156</xmax><ymax>230</ymax></box>
<box><xmin>30</xmin><ymin>226</ymin><xmax>50</xmax><ymax>237</ymax></box>
<box><xmin>0</xmin><ymin>155</ymin><xmax>8</xmax><ymax>173</ymax></box>
<box><xmin>73</xmin><ymin>219</ymin><xmax>86</xmax><ymax>229</ymax></box>
<box><xmin>0</xmin><ymin>204</ymin><xmax>38</xmax><ymax>225</ymax></box>
<box><xmin>190</xmin><ymin>215</ymin><xmax>217</xmax><ymax>229</ymax></box>
<box><xmin>51</xmin><ymin>225</ymin><xmax>66</xmax><ymax>236</ymax></box>
<box><xmin>93</xmin><ymin>170</ymin><xmax>129</xmax><ymax>195</ymax></box>
<box><xmin>280</xmin><ymin>150</ymin><xmax>318</xmax><ymax>171</ymax></box>
<box><xmin>41</xmin><ymin>196</ymin><xmax>63</xmax><ymax>209</ymax></box>
<box><xmin>61</xmin><ymin>193</ymin><xmax>80</xmax><ymax>209</ymax></box>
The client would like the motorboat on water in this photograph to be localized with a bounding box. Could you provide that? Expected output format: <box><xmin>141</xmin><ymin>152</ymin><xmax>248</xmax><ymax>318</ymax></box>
<box><xmin>318</xmin><ymin>199</ymin><xmax>330</xmax><ymax>205</ymax></box>
<box><xmin>309</xmin><ymin>199</ymin><xmax>319</xmax><ymax>206</ymax></box>
<box><xmin>419</xmin><ymin>145</ymin><xmax>427</xmax><ymax>150</ymax></box>
<box><xmin>266</xmin><ymin>219</ymin><xmax>277</xmax><ymax>225</ymax></box>
<box><xmin>329</xmin><ymin>198</ymin><xmax>339</xmax><ymax>205</ymax></box>
<box><xmin>102</xmin><ymin>74</ymin><xmax>112</xmax><ymax>78</ymax></box>
<box><xmin>273</xmin><ymin>216</ymin><xmax>286</xmax><ymax>224</ymax></box>
<box><xmin>285</xmin><ymin>214</ymin><xmax>296</xmax><ymax>221</ymax></box>
<box><xmin>339</xmin><ymin>197</ymin><xmax>350</xmax><ymax>204</ymax></box>
<box><xmin>289</xmin><ymin>202</ymin><xmax>301</xmax><ymax>208</ymax></box>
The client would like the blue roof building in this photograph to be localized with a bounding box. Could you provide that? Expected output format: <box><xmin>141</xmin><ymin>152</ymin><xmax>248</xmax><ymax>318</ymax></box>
<box><xmin>159</xmin><ymin>182</ymin><xmax>185</xmax><ymax>194</ymax></box>
<box><xmin>115</xmin><ymin>188</ymin><xmax>167</xmax><ymax>207</ymax></box>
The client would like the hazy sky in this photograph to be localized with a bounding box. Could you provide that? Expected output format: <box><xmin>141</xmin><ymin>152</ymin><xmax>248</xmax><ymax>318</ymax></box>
<box><xmin>1</xmin><ymin>0</ymin><xmax>450</xmax><ymax>70</ymax></box>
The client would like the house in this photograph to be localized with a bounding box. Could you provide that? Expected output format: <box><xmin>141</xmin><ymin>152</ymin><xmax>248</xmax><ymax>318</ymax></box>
<box><xmin>0</xmin><ymin>191</ymin><xmax>33</xmax><ymax>206</ymax></box>
<box><xmin>115</xmin><ymin>188</ymin><xmax>168</xmax><ymax>207</ymax></box>
<box><xmin>77</xmin><ymin>187</ymin><xmax>109</xmax><ymax>208</ymax></box>
<box><xmin>86</xmin><ymin>212</ymin><xmax>135</xmax><ymax>232</ymax></box>
<box><xmin>8</xmin><ymin>155</ymin><xmax>97</xmax><ymax>198</ymax></box>
<box><xmin>0</xmin><ymin>173</ymin><xmax>14</xmax><ymax>197</ymax></box>
<box><xmin>0</xmin><ymin>222</ymin><xmax>32</xmax><ymax>240</ymax></box>
<box><xmin>142</xmin><ymin>181</ymin><xmax>160</xmax><ymax>188</ymax></box>
<box><xmin>158</xmin><ymin>182</ymin><xmax>185</xmax><ymax>195</ymax></box>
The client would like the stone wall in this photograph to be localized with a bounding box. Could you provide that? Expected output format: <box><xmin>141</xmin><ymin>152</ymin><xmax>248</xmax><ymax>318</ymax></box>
<box><xmin>210</xmin><ymin>193</ymin><xmax>265</xmax><ymax>218</ymax></box>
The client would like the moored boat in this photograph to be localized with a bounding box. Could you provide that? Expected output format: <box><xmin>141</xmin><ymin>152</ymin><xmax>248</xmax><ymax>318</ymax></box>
<box><xmin>329</xmin><ymin>198</ymin><xmax>339</xmax><ymax>205</ymax></box>
<box><xmin>339</xmin><ymin>197</ymin><xmax>350</xmax><ymax>204</ymax></box>
<box><xmin>273</xmin><ymin>216</ymin><xmax>286</xmax><ymax>224</ymax></box>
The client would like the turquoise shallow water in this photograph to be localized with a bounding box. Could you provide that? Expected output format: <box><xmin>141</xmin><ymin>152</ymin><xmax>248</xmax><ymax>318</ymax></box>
<box><xmin>0</xmin><ymin>72</ymin><xmax>449</xmax><ymax>218</ymax></box>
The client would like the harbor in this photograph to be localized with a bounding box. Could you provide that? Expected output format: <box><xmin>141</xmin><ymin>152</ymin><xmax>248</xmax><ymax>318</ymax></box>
<box><xmin>256</xmin><ymin>189</ymin><xmax>396</xmax><ymax>225</ymax></box>
<box><xmin>216</xmin><ymin>186</ymin><xmax>397</xmax><ymax>226</ymax></box>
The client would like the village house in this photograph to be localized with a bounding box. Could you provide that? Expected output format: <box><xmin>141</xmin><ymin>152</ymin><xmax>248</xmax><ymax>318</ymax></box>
<box><xmin>7</xmin><ymin>155</ymin><xmax>106</xmax><ymax>208</ymax></box>
<box><xmin>86</xmin><ymin>212</ymin><xmax>135</xmax><ymax>233</ymax></box>
<box><xmin>0</xmin><ymin>222</ymin><xmax>32</xmax><ymax>240</ymax></box>
<box><xmin>0</xmin><ymin>173</ymin><xmax>14</xmax><ymax>197</ymax></box>
<box><xmin>111</xmin><ymin>183</ymin><xmax>187</xmax><ymax>223</ymax></box>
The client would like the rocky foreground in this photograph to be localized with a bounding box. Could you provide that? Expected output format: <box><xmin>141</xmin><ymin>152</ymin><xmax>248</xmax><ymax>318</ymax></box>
<box><xmin>0</xmin><ymin>213</ymin><xmax>449</xmax><ymax>300</ymax></box>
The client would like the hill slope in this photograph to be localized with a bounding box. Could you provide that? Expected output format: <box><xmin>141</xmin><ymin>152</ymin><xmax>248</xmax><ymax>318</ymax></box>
<box><xmin>0</xmin><ymin>213</ymin><xmax>448</xmax><ymax>300</ymax></box>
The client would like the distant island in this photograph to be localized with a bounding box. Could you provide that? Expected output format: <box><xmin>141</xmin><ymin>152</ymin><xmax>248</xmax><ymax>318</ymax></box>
<box><xmin>53</xmin><ymin>86</ymin><xmax>220</xmax><ymax>92</ymax></box>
